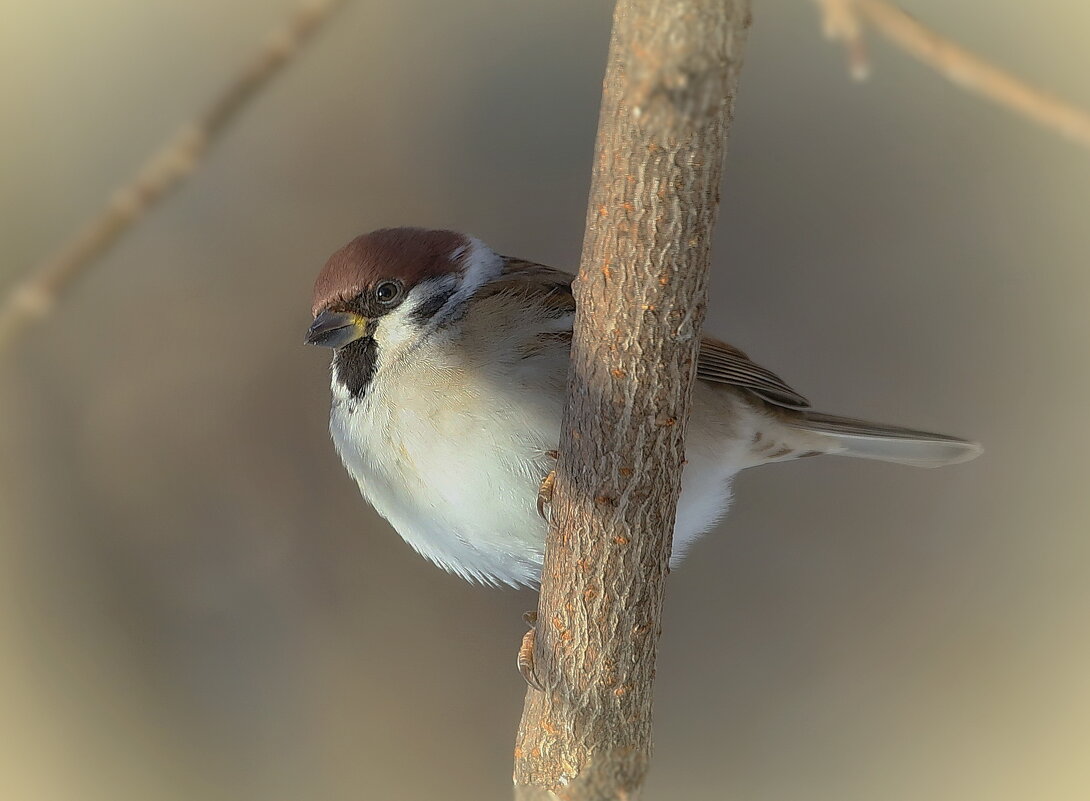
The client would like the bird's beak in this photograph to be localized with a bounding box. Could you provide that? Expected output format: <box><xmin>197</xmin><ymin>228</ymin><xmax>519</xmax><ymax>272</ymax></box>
<box><xmin>305</xmin><ymin>310</ymin><xmax>368</xmax><ymax>348</ymax></box>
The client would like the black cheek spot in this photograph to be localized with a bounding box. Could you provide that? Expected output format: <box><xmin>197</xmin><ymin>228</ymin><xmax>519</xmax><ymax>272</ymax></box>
<box><xmin>409</xmin><ymin>288</ymin><xmax>456</xmax><ymax>326</ymax></box>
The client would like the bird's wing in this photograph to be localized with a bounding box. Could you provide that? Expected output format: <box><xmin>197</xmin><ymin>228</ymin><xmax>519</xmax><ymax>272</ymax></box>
<box><xmin>695</xmin><ymin>336</ymin><xmax>810</xmax><ymax>409</ymax></box>
<box><xmin>491</xmin><ymin>258</ymin><xmax>810</xmax><ymax>410</ymax></box>
<box><xmin>489</xmin><ymin>257</ymin><xmax>577</xmax><ymax>317</ymax></box>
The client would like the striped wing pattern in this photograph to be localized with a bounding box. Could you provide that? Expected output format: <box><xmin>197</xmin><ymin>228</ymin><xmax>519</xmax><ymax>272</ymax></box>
<box><xmin>496</xmin><ymin>258</ymin><xmax>810</xmax><ymax>410</ymax></box>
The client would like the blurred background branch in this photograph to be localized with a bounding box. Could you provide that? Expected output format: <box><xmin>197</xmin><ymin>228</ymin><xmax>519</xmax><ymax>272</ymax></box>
<box><xmin>815</xmin><ymin>0</ymin><xmax>1090</xmax><ymax>148</ymax></box>
<box><xmin>0</xmin><ymin>0</ymin><xmax>347</xmax><ymax>353</ymax></box>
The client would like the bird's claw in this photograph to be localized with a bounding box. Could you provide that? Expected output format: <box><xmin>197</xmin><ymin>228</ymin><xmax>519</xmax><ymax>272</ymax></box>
<box><xmin>518</xmin><ymin>610</ymin><xmax>544</xmax><ymax>692</ymax></box>
<box><xmin>537</xmin><ymin>470</ymin><xmax>556</xmax><ymax>520</ymax></box>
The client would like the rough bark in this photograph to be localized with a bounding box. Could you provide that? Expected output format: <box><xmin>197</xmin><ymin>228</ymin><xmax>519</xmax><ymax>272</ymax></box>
<box><xmin>513</xmin><ymin>1</ymin><xmax>751</xmax><ymax>799</ymax></box>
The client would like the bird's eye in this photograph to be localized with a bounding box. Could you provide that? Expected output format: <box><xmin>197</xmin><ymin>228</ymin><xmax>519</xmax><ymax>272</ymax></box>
<box><xmin>374</xmin><ymin>280</ymin><xmax>402</xmax><ymax>305</ymax></box>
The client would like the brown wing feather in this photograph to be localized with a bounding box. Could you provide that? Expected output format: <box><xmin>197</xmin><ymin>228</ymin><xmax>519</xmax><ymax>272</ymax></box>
<box><xmin>479</xmin><ymin>257</ymin><xmax>577</xmax><ymax>318</ymax></box>
<box><xmin>696</xmin><ymin>336</ymin><xmax>810</xmax><ymax>409</ymax></box>
<box><xmin>488</xmin><ymin>259</ymin><xmax>809</xmax><ymax>409</ymax></box>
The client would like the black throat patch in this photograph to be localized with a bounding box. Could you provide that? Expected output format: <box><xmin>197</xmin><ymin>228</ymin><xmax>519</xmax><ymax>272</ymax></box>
<box><xmin>333</xmin><ymin>337</ymin><xmax>379</xmax><ymax>399</ymax></box>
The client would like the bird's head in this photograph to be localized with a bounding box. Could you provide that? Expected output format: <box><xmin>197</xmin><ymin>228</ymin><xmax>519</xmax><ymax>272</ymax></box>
<box><xmin>305</xmin><ymin>227</ymin><xmax>502</xmax><ymax>396</ymax></box>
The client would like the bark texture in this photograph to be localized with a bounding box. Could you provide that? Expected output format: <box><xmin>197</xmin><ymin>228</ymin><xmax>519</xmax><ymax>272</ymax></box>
<box><xmin>513</xmin><ymin>1</ymin><xmax>751</xmax><ymax>799</ymax></box>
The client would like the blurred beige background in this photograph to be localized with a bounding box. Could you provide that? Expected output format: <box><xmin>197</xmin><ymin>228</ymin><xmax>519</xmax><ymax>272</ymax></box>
<box><xmin>2</xmin><ymin>1</ymin><xmax>1089</xmax><ymax>799</ymax></box>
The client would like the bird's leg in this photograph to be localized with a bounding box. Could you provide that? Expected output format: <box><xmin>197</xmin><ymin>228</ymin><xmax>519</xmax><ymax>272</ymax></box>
<box><xmin>517</xmin><ymin>610</ymin><xmax>544</xmax><ymax>692</ymax></box>
<box><xmin>536</xmin><ymin>450</ymin><xmax>559</xmax><ymax>520</ymax></box>
<box><xmin>536</xmin><ymin>473</ymin><xmax>556</xmax><ymax>520</ymax></box>
<box><xmin>525</xmin><ymin>451</ymin><xmax>558</xmax><ymax>687</ymax></box>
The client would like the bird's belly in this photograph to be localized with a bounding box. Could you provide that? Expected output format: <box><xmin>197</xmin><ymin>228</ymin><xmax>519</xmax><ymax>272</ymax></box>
<box><xmin>330</xmin><ymin>397</ymin><xmax>551</xmax><ymax>586</ymax></box>
<box><xmin>329</xmin><ymin>384</ymin><xmax>753</xmax><ymax>586</ymax></box>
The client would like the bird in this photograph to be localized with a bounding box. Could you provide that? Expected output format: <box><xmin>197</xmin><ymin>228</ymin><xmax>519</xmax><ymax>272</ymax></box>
<box><xmin>305</xmin><ymin>227</ymin><xmax>981</xmax><ymax>589</ymax></box>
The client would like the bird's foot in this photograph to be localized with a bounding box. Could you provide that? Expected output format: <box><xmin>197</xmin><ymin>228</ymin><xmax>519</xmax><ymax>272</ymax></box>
<box><xmin>537</xmin><ymin>470</ymin><xmax>556</xmax><ymax>520</ymax></box>
<box><xmin>517</xmin><ymin>610</ymin><xmax>544</xmax><ymax>692</ymax></box>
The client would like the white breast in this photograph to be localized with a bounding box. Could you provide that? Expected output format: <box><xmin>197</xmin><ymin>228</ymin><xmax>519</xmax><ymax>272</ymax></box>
<box><xmin>330</xmin><ymin>343</ymin><xmax>562</xmax><ymax>586</ymax></box>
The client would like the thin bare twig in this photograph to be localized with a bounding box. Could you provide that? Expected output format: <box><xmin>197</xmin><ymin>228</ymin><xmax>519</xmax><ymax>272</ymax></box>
<box><xmin>816</xmin><ymin>0</ymin><xmax>1090</xmax><ymax>150</ymax></box>
<box><xmin>0</xmin><ymin>0</ymin><xmax>348</xmax><ymax>353</ymax></box>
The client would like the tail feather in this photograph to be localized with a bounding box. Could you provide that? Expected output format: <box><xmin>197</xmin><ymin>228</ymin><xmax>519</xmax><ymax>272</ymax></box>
<box><xmin>787</xmin><ymin>411</ymin><xmax>982</xmax><ymax>468</ymax></box>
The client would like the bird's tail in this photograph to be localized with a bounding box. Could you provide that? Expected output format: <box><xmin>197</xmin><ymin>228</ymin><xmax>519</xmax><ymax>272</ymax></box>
<box><xmin>786</xmin><ymin>411</ymin><xmax>982</xmax><ymax>468</ymax></box>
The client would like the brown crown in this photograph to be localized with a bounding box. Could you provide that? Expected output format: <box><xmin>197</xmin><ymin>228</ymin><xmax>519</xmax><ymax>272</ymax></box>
<box><xmin>311</xmin><ymin>227</ymin><xmax>470</xmax><ymax>317</ymax></box>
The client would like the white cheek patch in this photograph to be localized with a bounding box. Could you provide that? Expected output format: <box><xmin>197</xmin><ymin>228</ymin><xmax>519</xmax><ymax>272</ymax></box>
<box><xmin>448</xmin><ymin>237</ymin><xmax>503</xmax><ymax>315</ymax></box>
<box><xmin>372</xmin><ymin>238</ymin><xmax>504</xmax><ymax>364</ymax></box>
<box><xmin>373</xmin><ymin>299</ymin><xmax>426</xmax><ymax>358</ymax></box>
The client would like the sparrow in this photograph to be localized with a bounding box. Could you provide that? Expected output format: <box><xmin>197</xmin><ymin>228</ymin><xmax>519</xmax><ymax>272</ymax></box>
<box><xmin>305</xmin><ymin>227</ymin><xmax>981</xmax><ymax>588</ymax></box>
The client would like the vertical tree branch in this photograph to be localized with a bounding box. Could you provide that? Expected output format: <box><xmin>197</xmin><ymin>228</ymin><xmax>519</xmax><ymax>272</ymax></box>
<box><xmin>513</xmin><ymin>2</ymin><xmax>751</xmax><ymax>799</ymax></box>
